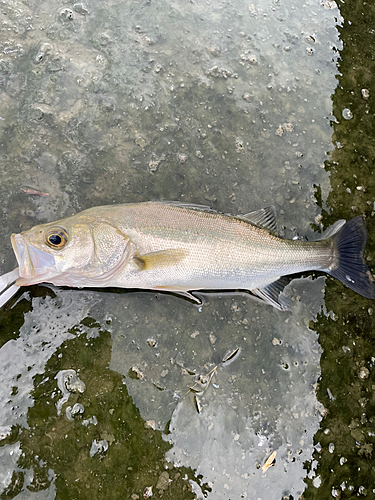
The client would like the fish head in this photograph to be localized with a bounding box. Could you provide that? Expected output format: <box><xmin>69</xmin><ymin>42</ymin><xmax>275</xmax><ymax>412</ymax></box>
<box><xmin>11</xmin><ymin>214</ymin><xmax>135</xmax><ymax>287</ymax></box>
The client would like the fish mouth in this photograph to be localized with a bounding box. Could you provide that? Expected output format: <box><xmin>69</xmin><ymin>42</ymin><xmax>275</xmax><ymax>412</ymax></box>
<box><xmin>11</xmin><ymin>233</ymin><xmax>57</xmax><ymax>285</ymax></box>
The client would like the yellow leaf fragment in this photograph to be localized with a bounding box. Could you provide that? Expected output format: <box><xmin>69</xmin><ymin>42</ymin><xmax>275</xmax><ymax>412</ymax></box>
<box><xmin>262</xmin><ymin>450</ymin><xmax>277</xmax><ymax>473</ymax></box>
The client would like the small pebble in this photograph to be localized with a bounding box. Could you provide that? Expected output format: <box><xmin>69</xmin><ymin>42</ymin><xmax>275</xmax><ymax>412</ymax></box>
<box><xmin>177</xmin><ymin>154</ymin><xmax>188</xmax><ymax>164</ymax></box>
<box><xmin>248</xmin><ymin>55</ymin><xmax>257</xmax><ymax>64</ymax></box>
<box><xmin>342</xmin><ymin>108</ymin><xmax>353</xmax><ymax>120</ymax></box>
<box><xmin>359</xmin><ymin>367</ymin><xmax>370</xmax><ymax>379</ymax></box>
<box><xmin>144</xmin><ymin>420</ymin><xmax>156</xmax><ymax>430</ymax></box>
<box><xmin>130</xmin><ymin>366</ymin><xmax>144</xmax><ymax>380</ymax></box>
<box><xmin>143</xmin><ymin>486</ymin><xmax>153</xmax><ymax>499</ymax></box>
<box><xmin>156</xmin><ymin>471</ymin><xmax>169</xmax><ymax>491</ymax></box>
<box><xmin>209</xmin><ymin>333</ymin><xmax>216</xmax><ymax>344</ymax></box>
<box><xmin>89</xmin><ymin>439</ymin><xmax>108</xmax><ymax>457</ymax></box>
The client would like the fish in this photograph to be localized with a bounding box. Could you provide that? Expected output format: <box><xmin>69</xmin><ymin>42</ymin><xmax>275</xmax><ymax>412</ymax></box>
<box><xmin>20</xmin><ymin>186</ymin><xmax>49</xmax><ymax>197</ymax></box>
<box><xmin>1</xmin><ymin>201</ymin><xmax>374</xmax><ymax>310</ymax></box>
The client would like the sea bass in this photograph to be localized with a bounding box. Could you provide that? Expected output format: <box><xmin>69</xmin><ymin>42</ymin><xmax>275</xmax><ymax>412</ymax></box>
<box><xmin>1</xmin><ymin>202</ymin><xmax>374</xmax><ymax>310</ymax></box>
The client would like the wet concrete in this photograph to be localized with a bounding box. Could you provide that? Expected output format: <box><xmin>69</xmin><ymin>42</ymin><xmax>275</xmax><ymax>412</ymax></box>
<box><xmin>0</xmin><ymin>0</ymin><xmax>374</xmax><ymax>499</ymax></box>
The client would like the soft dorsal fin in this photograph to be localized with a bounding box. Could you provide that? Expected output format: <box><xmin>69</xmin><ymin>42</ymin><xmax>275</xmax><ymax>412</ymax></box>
<box><xmin>239</xmin><ymin>206</ymin><xmax>278</xmax><ymax>232</ymax></box>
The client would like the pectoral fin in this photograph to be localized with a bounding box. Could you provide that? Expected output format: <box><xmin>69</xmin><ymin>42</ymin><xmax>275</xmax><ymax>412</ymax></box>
<box><xmin>134</xmin><ymin>249</ymin><xmax>188</xmax><ymax>271</ymax></box>
<box><xmin>251</xmin><ymin>276</ymin><xmax>291</xmax><ymax>311</ymax></box>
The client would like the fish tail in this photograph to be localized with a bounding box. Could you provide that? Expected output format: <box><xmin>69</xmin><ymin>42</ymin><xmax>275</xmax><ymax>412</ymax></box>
<box><xmin>326</xmin><ymin>216</ymin><xmax>375</xmax><ymax>299</ymax></box>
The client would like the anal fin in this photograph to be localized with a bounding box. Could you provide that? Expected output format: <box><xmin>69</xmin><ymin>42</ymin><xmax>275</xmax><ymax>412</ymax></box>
<box><xmin>251</xmin><ymin>276</ymin><xmax>291</xmax><ymax>311</ymax></box>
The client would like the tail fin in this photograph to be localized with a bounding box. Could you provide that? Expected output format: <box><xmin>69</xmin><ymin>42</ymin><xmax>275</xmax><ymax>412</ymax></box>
<box><xmin>327</xmin><ymin>216</ymin><xmax>375</xmax><ymax>299</ymax></box>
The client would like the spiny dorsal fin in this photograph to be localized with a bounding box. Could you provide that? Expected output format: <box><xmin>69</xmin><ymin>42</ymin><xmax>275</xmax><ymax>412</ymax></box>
<box><xmin>156</xmin><ymin>201</ymin><xmax>216</xmax><ymax>212</ymax></box>
<box><xmin>239</xmin><ymin>206</ymin><xmax>278</xmax><ymax>232</ymax></box>
<box><xmin>134</xmin><ymin>249</ymin><xmax>188</xmax><ymax>271</ymax></box>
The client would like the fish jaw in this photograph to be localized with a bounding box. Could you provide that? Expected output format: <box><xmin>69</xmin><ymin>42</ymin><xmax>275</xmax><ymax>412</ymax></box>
<box><xmin>11</xmin><ymin>233</ymin><xmax>58</xmax><ymax>285</ymax></box>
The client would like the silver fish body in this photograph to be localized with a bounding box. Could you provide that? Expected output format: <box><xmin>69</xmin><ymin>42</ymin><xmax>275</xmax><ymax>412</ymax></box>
<box><xmin>5</xmin><ymin>202</ymin><xmax>375</xmax><ymax>310</ymax></box>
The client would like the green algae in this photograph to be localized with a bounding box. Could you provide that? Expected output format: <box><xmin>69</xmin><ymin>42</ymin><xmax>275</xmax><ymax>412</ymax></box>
<box><xmin>1</xmin><ymin>330</ymin><xmax>209</xmax><ymax>500</ymax></box>
<box><xmin>302</xmin><ymin>0</ymin><xmax>375</xmax><ymax>497</ymax></box>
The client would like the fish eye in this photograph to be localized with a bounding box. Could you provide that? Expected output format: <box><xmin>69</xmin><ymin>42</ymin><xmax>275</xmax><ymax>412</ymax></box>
<box><xmin>46</xmin><ymin>228</ymin><xmax>68</xmax><ymax>249</ymax></box>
